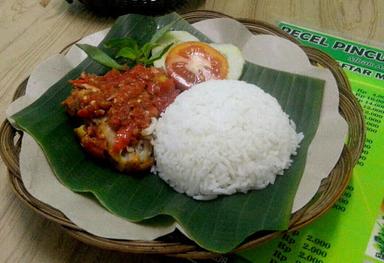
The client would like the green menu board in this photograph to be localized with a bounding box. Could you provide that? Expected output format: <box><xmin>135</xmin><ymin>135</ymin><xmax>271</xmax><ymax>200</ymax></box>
<box><xmin>235</xmin><ymin>22</ymin><xmax>384</xmax><ymax>263</ymax></box>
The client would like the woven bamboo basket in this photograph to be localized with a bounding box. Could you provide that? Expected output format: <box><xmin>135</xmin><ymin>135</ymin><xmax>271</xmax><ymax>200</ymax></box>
<box><xmin>0</xmin><ymin>10</ymin><xmax>365</xmax><ymax>259</ymax></box>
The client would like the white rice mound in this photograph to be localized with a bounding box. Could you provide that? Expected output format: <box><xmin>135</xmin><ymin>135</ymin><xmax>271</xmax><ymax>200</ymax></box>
<box><xmin>153</xmin><ymin>80</ymin><xmax>303</xmax><ymax>200</ymax></box>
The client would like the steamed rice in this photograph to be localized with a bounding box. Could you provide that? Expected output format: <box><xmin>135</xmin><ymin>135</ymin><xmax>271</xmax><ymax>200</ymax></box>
<box><xmin>153</xmin><ymin>80</ymin><xmax>303</xmax><ymax>200</ymax></box>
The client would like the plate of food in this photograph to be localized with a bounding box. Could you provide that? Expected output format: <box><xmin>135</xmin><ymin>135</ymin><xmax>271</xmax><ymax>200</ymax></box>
<box><xmin>0</xmin><ymin>10</ymin><xmax>364</xmax><ymax>258</ymax></box>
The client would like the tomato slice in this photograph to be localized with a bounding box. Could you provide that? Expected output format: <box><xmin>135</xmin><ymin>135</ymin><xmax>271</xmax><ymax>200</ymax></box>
<box><xmin>165</xmin><ymin>41</ymin><xmax>228</xmax><ymax>89</ymax></box>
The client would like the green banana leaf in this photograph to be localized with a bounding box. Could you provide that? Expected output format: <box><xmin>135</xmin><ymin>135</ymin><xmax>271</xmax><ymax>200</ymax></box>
<box><xmin>10</xmin><ymin>13</ymin><xmax>324</xmax><ymax>253</ymax></box>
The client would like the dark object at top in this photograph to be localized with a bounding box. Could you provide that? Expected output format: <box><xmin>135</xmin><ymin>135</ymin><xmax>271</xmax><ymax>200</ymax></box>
<box><xmin>66</xmin><ymin>0</ymin><xmax>186</xmax><ymax>16</ymax></box>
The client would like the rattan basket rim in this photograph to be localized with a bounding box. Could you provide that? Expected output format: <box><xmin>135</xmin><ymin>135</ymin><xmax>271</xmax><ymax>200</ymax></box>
<box><xmin>0</xmin><ymin>10</ymin><xmax>365</xmax><ymax>259</ymax></box>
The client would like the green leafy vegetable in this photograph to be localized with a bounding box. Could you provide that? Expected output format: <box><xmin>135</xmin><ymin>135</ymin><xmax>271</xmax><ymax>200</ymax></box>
<box><xmin>116</xmin><ymin>47</ymin><xmax>139</xmax><ymax>60</ymax></box>
<box><xmin>76</xmin><ymin>44</ymin><xmax>125</xmax><ymax>70</ymax></box>
<box><xmin>104</xmin><ymin>37</ymin><xmax>138</xmax><ymax>49</ymax></box>
<box><xmin>80</xmin><ymin>19</ymin><xmax>179</xmax><ymax>68</ymax></box>
<box><xmin>147</xmin><ymin>43</ymin><xmax>173</xmax><ymax>64</ymax></box>
<box><xmin>142</xmin><ymin>42</ymin><xmax>159</xmax><ymax>58</ymax></box>
<box><xmin>10</xmin><ymin>13</ymin><xmax>325</xmax><ymax>253</ymax></box>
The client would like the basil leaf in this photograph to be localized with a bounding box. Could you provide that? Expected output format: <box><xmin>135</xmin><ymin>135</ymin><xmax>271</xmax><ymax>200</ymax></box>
<box><xmin>147</xmin><ymin>43</ymin><xmax>173</xmax><ymax>64</ymax></box>
<box><xmin>142</xmin><ymin>42</ymin><xmax>159</xmax><ymax>58</ymax></box>
<box><xmin>116</xmin><ymin>47</ymin><xmax>138</xmax><ymax>60</ymax></box>
<box><xmin>76</xmin><ymin>44</ymin><xmax>125</xmax><ymax>70</ymax></box>
<box><xmin>104</xmin><ymin>37</ymin><xmax>138</xmax><ymax>50</ymax></box>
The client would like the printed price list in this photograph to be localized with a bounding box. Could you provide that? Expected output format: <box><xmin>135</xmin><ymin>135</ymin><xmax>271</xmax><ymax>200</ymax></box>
<box><xmin>268</xmin><ymin>232</ymin><xmax>332</xmax><ymax>263</ymax></box>
<box><xmin>332</xmin><ymin>184</ymin><xmax>354</xmax><ymax>213</ymax></box>
<box><xmin>269</xmin><ymin>232</ymin><xmax>299</xmax><ymax>262</ymax></box>
<box><xmin>296</xmin><ymin>234</ymin><xmax>331</xmax><ymax>263</ymax></box>
<box><xmin>353</xmin><ymin>88</ymin><xmax>384</xmax><ymax>167</ymax></box>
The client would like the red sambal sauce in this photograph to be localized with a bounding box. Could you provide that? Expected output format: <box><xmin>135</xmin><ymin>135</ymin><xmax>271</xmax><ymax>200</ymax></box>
<box><xmin>64</xmin><ymin>64</ymin><xmax>179</xmax><ymax>154</ymax></box>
